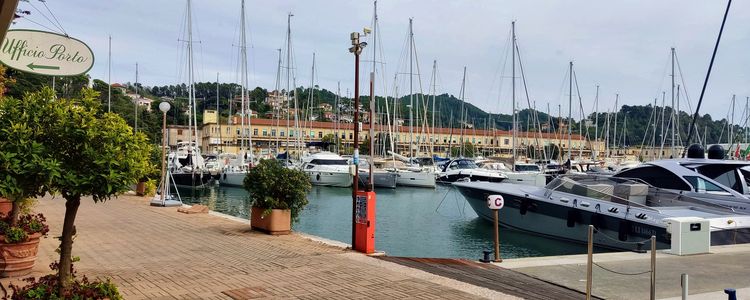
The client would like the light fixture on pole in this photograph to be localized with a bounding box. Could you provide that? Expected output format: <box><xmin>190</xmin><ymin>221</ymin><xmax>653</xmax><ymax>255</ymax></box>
<box><xmin>151</xmin><ymin>101</ymin><xmax>182</xmax><ymax>207</ymax></box>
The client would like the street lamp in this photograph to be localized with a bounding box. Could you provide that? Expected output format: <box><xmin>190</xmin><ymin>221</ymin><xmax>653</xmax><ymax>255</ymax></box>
<box><xmin>159</xmin><ymin>101</ymin><xmax>171</xmax><ymax>204</ymax></box>
<box><xmin>350</xmin><ymin>30</ymin><xmax>367</xmax><ymax>250</ymax></box>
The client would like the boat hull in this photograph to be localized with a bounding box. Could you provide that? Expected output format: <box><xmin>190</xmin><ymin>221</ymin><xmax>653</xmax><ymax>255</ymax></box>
<box><xmin>396</xmin><ymin>171</ymin><xmax>436</xmax><ymax>188</ymax></box>
<box><xmin>219</xmin><ymin>172</ymin><xmax>247</xmax><ymax>187</ymax></box>
<box><xmin>358</xmin><ymin>171</ymin><xmax>398</xmax><ymax>189</ymax></box>
<box><xmin>171</xmin><ymin>172</ymin><xmax>212</xmax><ymax>188</ymax></box>
<box><xmin>305</xmin><ymin>170</ymin><xmax>352</xmax><ymax>187</ymax></box>
<box><xmin>437</xmin><ymin>172</ymin><xmax>505</xmax><ymax>184</ymax></box>
<box><xmin>454</xmin><ymin>182</ymin><xmax>671</xmax><ymax>251</ymax></box>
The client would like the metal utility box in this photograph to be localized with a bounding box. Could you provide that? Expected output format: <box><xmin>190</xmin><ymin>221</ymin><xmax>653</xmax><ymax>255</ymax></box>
<box><xmin>354</xmin><ymin>191</ymin><xmax>376</xmax><ymax>254</ymax></box>
<box><xmin>665</xmin><ymin>217</ymin><xmax>710</xmax><ymax>255</ymax></box>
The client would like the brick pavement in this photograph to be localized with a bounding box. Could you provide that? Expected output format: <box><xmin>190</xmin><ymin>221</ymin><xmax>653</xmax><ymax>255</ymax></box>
<box><xmin>0</xmin><ymin>195</ymin><xmax>512</xmax><ymax>299</ymax></box>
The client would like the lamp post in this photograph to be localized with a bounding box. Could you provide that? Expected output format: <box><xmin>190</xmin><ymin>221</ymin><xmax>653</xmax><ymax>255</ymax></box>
<box><xmin>159</xmin><ymin>101</ymin><xmax>171</xmax><ymax>204</ymax></box>
<box><xmin>349</xmin><ymin>31</ymin><xmax>367</xmax><ymax>249</ymax></box>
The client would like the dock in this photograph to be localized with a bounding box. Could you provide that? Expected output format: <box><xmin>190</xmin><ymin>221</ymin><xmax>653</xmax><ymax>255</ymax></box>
<box><xmin>3</xmin><ymin>194</ymin><xmax>749</xmax><ymax>299</ymax></box>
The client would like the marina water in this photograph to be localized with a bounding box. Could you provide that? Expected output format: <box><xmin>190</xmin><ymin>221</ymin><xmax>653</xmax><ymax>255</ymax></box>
<box><xmin>178</xmin><ymin>185</ymin><xmax>593</xmax><ymax>259</ymax></box>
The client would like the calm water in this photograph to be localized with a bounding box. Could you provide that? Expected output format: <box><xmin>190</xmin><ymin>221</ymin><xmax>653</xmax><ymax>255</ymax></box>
<box><xmin>178</xmin><ymin>184</ymin><xmax>590</xmax><ymax>259</ymax></box>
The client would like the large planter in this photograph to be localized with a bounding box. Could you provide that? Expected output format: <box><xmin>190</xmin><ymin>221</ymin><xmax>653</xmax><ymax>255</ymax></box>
<box><xmin>0</xmin><ymin>232</ymin><xmax>42</xmax><ymax>277</ymax></box>
<box><xmin>0</xmin><ymin>198</ymin><xmax>11</xmax><ymax>217</ymax></box>
<box><xmin>251</xmin><ymin>206</ymin><xmax>291</xmax><ymax>235</ymax></box>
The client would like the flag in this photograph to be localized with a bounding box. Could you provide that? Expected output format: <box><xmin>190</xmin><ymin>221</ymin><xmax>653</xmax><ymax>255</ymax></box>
<box><xmin>735</xmin><ymin>146</ymin><xmax>741</xmax><ymax>158</ymax></box>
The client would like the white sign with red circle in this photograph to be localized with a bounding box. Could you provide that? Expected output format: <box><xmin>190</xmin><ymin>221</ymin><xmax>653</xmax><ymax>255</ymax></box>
<box><xmin>487</xmin><ymin>195</ymin><xmax>504</xmax><ymax>210</ymax></box>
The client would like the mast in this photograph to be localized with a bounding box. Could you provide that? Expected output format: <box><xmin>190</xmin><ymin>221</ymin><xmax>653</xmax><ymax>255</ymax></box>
<box><xmin>107</xmin><ymin>35</ymin><xmax>111</xmax><ymax>113</ymax></box>
<box><xmin>217</xmin><ymin>72</ymin><xmax>221</xmax><ymax>153</ymax></box>
<box><xmin>285</xmin><ymin>13</ymin><xmax>293</xmax><ymax>162</ymax></box>
<box><xmin>512</xmin><ymin>21</ymin><xmax>517</xmax><ymax>167</ymax></box>
<box><xmin>567</xmin><ymin>61</ymin><xmax>572</xmax><ymax>162</ymax></box>
<box><xmin>408</xmin><ymin>18</ymin><xmax>414</xmax><ymax>159</ymax></box>
<box><xmin>430</xmin><ymin>60</ymin><xmax>437</xmax><ymax>158</ymax></box>
<box><xmin>593</xmin><ymin>85</ymin><xmax>599</xmax><ymax>159</ymax></box>
<box><xmin>274</xmin><ymin>48</ymin><xmax>282</xmax><ymax>152</ymax></box>
<box><xmin>458</xmin><ymin>67</ymin><xmax>466</xmax><ymax>157</ymax></box>
<box><xmin>612</xmin><ymin>93</ymin><xmax>618</xmax><ymax>155</ymax></box>
<box><xmin>659</xmin><ymin>91</ymin><xmax>665</xmax><ymax>159</ymax></box>
<box><xmin>239</xmin><ymin>0</ymin><xmax>250</xmax><ymax>158</ymax></box>
<box><xmin>369</xmin><ymin>0</ymin><xmax>377</xmax><ymax>184</ymax></box>
<box><xmin>135</xmin><ymin>62</ymin><xmax>139</xmax><ymax>133</ymax></box>
<box><xmin>671</xmin><ymin>47</ymin><xmax>676</xmax><ymax>157</ymax></box>
<box><xmin>336</xmin><ymin>82</ymin><xmax>341</xmax><ymax>154</ymax></box>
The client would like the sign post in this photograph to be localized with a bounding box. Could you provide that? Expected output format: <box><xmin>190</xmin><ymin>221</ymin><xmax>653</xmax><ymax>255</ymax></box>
<box><xmin>0</xmin><ymin>29</ymin><xmax>94</xmax><ymax>76</ymax></box>
<box><xmin>487</xmin><ymin>195</ymin><xmax>504</xmax><ymax>262</ymax></box>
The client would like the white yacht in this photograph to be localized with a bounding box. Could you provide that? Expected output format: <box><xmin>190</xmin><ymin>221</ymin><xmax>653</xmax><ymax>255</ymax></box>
<box><xmin>437</xmin><ymin>158</ymin><xmax>507</xmax><ymax>184</ymax></box>
<box><xmin>218</xmin><ymin>152</ymin><xmax>252</xmax><ymax>187</ymax></box>
<box><xmin>300</xmin><ymin>152</ymin><xmax>353</xmax><ymax>187</ymax></box>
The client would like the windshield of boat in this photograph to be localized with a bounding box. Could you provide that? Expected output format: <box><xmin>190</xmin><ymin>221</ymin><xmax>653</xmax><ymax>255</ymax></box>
<box><xmin>545</xmin><ymin>175</ymin><xmax>736</xmax><ymax>212</ymax></box>
<box><xmin>693</xmin><ymin>164</ymin><xmax>746</xmax><ymax>194</ymax></box>
<box><xmin>448</xmin><ymin>160</ymin><xmax>478</xmax><ymax>170</ymax></box>
<box><xmin>309</xmin><ymin>159</ymin><xmax>349</xmax><ymax>165</ymax></box>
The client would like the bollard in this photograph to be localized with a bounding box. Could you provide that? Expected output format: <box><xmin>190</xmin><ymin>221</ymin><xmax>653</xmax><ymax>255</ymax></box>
<box><xmin>480</xmin><ymin>250</ymin><xmax>492</xmax><ymax>263</ymax></box>
<box><xmin>681</xmin><ymin>274</ymin><xmax>688</xmax><ymax>300</ymax></box>
<box><xmin>725</xmin><ymin>288</ymin><xmax>736</xmax><ymax>300</ymax></box>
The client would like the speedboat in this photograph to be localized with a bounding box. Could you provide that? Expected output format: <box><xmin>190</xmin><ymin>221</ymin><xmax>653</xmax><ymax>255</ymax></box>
<box><xmin>218</xmin><ymin>152</ymin><xmax>252</xmax><ymax>187</ymax></box>
<box><xmin>613</xmin><ymin>144</ymin><xmax>750</xmax><ymax>213</ymax></box>
<box><xmin>454</xmin><ymin>174</ymin><xmax>750</xmax><ymax>251</ymax></box>
<box><xmin>437</xmin><ymin>158</ymin><xmax>507</xmax><ymax>184</ymax></box>
<box><xmin>300</xmin><ymin>152</ymin><xmax>353</xmax><ymax>187</ymax></box>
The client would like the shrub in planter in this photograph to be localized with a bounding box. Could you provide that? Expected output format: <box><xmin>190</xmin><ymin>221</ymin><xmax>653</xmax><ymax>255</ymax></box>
<box><xmin>0</xmin><ymin>213</ymin><xmax>49</xmax><ymax>277</ymax></box>
<box><xmin>243</xmin><ymin>159</ymin><xmax>311</xmax><ymax>234</ymax></box>
<box><xmin>9</xmin><ymin>262</ymin><xmax>122</xmax><ymax>300</ymax></box>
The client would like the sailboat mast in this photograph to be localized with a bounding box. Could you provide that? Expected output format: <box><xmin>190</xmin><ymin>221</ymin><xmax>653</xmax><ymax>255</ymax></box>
<box><xmin>659</xmin><ymin>91</ymin><xmax>665</xmax><ymax>159</ymax></box>
<box><xmin>107</xmin><ymin>35</ymin><xmax>111</xmax><ymax>113</ymax></box>
<box><xmin>369</xmin><ymin>0</ymin><xmax>377</xmax><ymax>181</ymax></box>
<box><xmin>459</xmin><ymin>66</ymin><xmax>466</xmax><ymax>157</ymax></box>
<box><xmin>512</xmin><ymin>21</ymin><xmax>517</xmax><ymax>167</ymax></box>
<box><xmin>274</xmin><ymin>48</ymin><xmax>282</xmax><ymax>152</ymax></box>
<box><xmin>430</xmin><ymin>60</ymin><xmax>437</xmax><ymax>158</ymax></box>
<box><xmin>613</xmin><ymin>93</ymin><xmax>618</xmax><ymax>155</ymax></box>
<box><xmin>567</xmin><ymin>61</ymin><xmax>572</xmax><ymax>162</ymax></box>
<box><xmin>186</xmin><ymin>0</ymin><xmax>197</xmax><ymax>151</ymax></box>
<box><xmin>135</xmin><ymin>62</ymin><xmax>139</xmax><ymax>133</ymax></box>
<box><xmin>408</xmin><ymin>18</ymin><xmax>414</xmax><ymax>159</ymax></box>
<box><xmin>594</xmin><ymin>85</ymin><xmax>599</xmax><ymax>160</ymax></box>
<box><xmin>671</xmin><ymin>47</ymin><xmax>676</xmax><ymax>157</ymax></box>
<box><xmin>285</xmin><ymin>13</ymin><xmax>293</xmax><ymax>162</ymax></box>
<box><xmin>240</xmin><ymin>0</ymin><xmax>249</xmax><ymax>155</ymax></box>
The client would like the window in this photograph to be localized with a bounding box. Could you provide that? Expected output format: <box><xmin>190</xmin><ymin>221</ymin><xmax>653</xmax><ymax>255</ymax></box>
<box><xmin>684</xmin><ymin>176</ymin><xmax>728</xmax><ymax>193</ymax></box>
<box><xmin>349</xmin><ymin>133</ymin><xmax>353</xmax><ymax>140</ymax></box>
<box><xmin>271</xmin><ymin>129</ymin><xmax>276</xmax><ymax>137</ymax></box>
<box><xmin>253</xmin><ymin>128</ymin><xmax>258</xmax><ymax>136</ymax></box>
<box><xmin>341</xmin><ymin>133</ymin><xmax>345</xmax><ymax>139</ymax></box>
<box><xmin>504</xmin><ymin>139</ymin><xmax>509</xmax><ymax>145</ymax></box>
<box><xmin>310</xmin><ymin>130</ymin><xmax>315</xmax><ymax>137</ymax></box>
<box><xmin>237</xmin><ymin>129</ymin><xmax>241</xmax><ymax>135</ymax></box>
<box><xmin>280</xmin><ymin>130</ymin><xmax>285</xmax><ymax>137</ymax></box>
<box><xmin>318</xmin><ymin>131</ymin><xmax>323</xmax><ymax>138</ymax></box>
<box><xmin>226</xmin><ymin>127</ymin><xmax>230</xmax><ymax>134</ymax></box>
<box><xmin>614</xmin><ymin>166</ymin><xmax>691</xmax><ymax>191</ymax></box>
<box><xmin>696</xmin><ymin>165</ymin><xmax>742</xmax><ymax>193</ymax></box>
<box><xmin>262</xmin><ymin>129</ymin><xmax>268</xmax><ymax>136</ymax></box>
<box><xmin>177</xmin><ymin>129</ymin><xmax>183</xmax><ymax>135</ymax></box>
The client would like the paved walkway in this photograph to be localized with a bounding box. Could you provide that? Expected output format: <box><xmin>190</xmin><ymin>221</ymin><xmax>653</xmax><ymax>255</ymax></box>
<box><xmin>0</xmin><ymin>195</ymin><xmax>516</xmax><ymax>299</ymax></box>
<box><xmin>502</xmin><ymin>244</ymin><xmax>750</xmax><ymax>300</ymax></box>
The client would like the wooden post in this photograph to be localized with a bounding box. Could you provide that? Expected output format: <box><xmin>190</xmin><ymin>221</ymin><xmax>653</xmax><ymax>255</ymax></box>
<box><xmin>650</xmin><ymin>235</ymin><xmax>656</xmax><ymax>300</ymax></box>
<box><xmin>586</xmin><ymin>225</ymin><xmax>593</xmax><ymax>300</ymax></box>
<box><xmin>493</xmin><ymin>210</ymin><xmax>502</xmax><ymax>262</ymax></box>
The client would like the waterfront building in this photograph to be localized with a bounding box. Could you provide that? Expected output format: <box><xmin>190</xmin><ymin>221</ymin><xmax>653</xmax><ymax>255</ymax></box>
<box><xmin>164</xmin><ymin>110</ymin><xmax>606</xmax><ymax>159</ymax></box>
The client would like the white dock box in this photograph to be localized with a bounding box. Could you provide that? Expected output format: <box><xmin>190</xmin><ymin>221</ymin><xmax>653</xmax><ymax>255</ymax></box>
<box><xmin>665</xmin><ymin>217</ymin><xmax>710</xmax><ymax>255</ymax></box>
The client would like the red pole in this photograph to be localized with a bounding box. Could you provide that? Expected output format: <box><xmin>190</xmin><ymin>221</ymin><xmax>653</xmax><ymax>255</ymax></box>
<box><xmin>351</xmin><ymin>33</ymin><xmax>361</xmax><ymax>249</ymax></box>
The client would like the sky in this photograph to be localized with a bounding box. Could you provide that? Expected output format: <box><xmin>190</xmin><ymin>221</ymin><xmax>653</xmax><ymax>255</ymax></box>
<box><xmin>10</xmin><ymin>0</ymin><xmax>750</xmax><ymax>121</ymax></box>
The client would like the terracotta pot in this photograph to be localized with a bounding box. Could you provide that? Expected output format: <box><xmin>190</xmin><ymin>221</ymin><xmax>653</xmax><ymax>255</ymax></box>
<box><xmin>0</xmin><ymin>232</ymin><xmax>42</xmax><ymax>277</ymax></box>
<box><xmin>0</xmin><ymin>198</ymin><xmax>11</xmax><ymax>218</ymax></box>
<box><xmin>135</xmin><ymin>182</ymin><xmax>146</xmax><ymax>196</ymax></box>
<box><xmin>251</xmin><ymin>206</ymin><xmax>291</xmax><ymax>235</ymax></box>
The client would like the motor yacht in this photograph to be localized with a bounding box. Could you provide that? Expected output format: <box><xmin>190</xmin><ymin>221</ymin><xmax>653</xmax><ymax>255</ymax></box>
<box><xmin>454</xmin><ymin>174</ymin><xmax>750</xmax><ymax>251</ymax></box>
<box><xmin>437</xmin><ymin>158</ymin><xmax>507</xmax><ymax>184</ymax></box>
<box><xmin>300</xmin><ymin>152</ymin><xmax>353</xmax><ymax>187</ymax></box>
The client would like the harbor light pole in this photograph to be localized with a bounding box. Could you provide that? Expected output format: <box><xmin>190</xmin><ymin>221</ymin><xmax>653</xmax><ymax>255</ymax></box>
<box><xmin>159</xmin><ymin>101</ymin><xmax>171</xmax><ymax>204</ymax></box>
<box><xmin>349</xmin><ymin>31</ymin><xmax>367</xmax><ymax>249</ymax></box>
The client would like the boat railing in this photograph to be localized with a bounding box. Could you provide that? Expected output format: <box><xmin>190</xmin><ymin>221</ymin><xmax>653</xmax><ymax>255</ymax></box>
<box><xmin>544</xmin><ymin>175</ymin><xmax>658</xmax><ymax>211</ymax></box>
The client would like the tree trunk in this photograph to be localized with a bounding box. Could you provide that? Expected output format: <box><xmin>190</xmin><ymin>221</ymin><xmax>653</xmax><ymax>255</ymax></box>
<box><xmin>57</xmin><ymin>196</ymin><xmax>80</xmax><ymax>295</ymax></box>
<box><xmin>8</xmin><ymin>201</ymin><xmax>20</xmax><ymax>227</ymax></box>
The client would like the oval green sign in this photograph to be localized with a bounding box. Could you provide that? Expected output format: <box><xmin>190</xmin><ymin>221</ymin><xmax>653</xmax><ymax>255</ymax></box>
<box><xmin>0</xmin><ymin>29</ymin><xmax>95</xmax><ymax>76</ymax></box>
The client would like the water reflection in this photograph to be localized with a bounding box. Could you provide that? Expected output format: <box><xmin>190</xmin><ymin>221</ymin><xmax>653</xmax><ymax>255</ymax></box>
<box><xmin>177</xmin><ymin>184</ymin><xmax>591</xmax><ymax>259</ymax></box>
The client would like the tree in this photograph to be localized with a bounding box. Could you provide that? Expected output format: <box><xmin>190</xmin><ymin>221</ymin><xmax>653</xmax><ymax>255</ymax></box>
<box><xmin>42</xmin><ymin>88</ymin><xmax>152</xmax><ymax>293</ymax></box>
<box><xmin>0</xmin><ymin>90</ymin><xmax>61</xmax><ymax>225</ymax></box>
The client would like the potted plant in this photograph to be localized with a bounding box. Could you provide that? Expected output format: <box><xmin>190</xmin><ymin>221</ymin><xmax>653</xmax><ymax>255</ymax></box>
<box><xmin>0</xmin><ymin>213</ymin><xmax>49</xmax><ymax>277</ymax></box>
<box><xmin>244</xmin><ymin>159</ymin><xmax>311</xmax><ymax>235</ymax></box>
<box><xmin>9</xmin><ymin>262</ymin><xmax>122</xmax><ymax>299</ymax></box>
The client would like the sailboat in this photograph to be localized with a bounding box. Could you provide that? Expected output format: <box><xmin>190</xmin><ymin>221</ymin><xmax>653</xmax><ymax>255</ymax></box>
<box><xmin>170</xmin><ymin>0</ymin><xmax>212</xmax><ymax>189</ymax></box>
<box><xmin>219</xmin><ymin>0</ymin><xmax>253</xmax><ymax>187</ymax></box>
<box><xmin>392</xmin><ymin>18</ymin><xmax>436</xmax><ymax>188</ymax></box>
